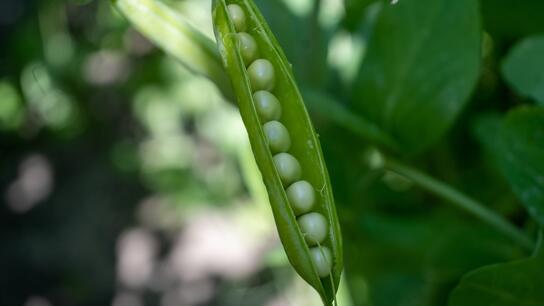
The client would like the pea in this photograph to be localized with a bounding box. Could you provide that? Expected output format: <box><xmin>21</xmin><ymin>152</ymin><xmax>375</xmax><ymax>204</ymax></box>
<box><xmin>310</xmin><ymin>246</ymin><xmax>332</xmax><ymax>278</ymax></box>
<box><xmin>237</xmin><ymin>32</ymin><xmax>258</xmax><ymax>66</ymax></box>
<box><xmin>213</xmin><ymin>2</ymin><xmax>343</xmax><ymax>303</ymax></box>
<box><xmin>253</xmin><ymin>91</ymin><xmax>281</xmax><ymax>122</ymax></box>
<box><xmin>227</xmin><ymin>4</ymin><xmax>246</xmax><ymax>32</ymax></box>
<box><xmin>286</xmin><ymin>180</ymin><xmax>315</xmax><ymax>215</ymax></box>
<box><xmin>273</xmin><ymin>153</ymin><xmax>301</xmax><ymax>186</ymax></box>
<box><xmin>298</xmin><ymin>212</ymin><xmax>328</xmax><ymax>245</ymax></box>
<box><xmin>247</xmin><ymin>59</ymin><xmax>275</xmax><ymax>91</ymax></box>
<box><xmin>263</xmin><ymin>121</ymin><xmax>291</xmax><ymax>153</ymax></box>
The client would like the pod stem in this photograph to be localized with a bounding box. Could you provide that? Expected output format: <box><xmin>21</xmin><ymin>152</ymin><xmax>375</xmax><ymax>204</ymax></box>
<box><xmin>383</xmin><ymin>158</ymin><xmax>535</xmax><ymax>251</ymax></box>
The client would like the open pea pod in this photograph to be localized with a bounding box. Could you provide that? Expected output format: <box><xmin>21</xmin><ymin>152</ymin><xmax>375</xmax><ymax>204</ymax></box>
<box><xmin>212</xmin><ymin>0</ymin><xmax>343</xmax><ymax>304</ymax></box>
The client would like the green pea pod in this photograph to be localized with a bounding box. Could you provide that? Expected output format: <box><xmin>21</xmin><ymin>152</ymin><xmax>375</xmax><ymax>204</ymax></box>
<box><xmin>212</xmin><ymin>1</ymin><xmax>343</xmax><ymax>304</ymax></box>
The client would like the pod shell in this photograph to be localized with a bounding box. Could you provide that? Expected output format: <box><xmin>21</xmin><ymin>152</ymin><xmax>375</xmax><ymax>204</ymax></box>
<box><xmin>212</xmin><ymin>1</ymin><xmax>343</xmax><ymax>304</ymax></box>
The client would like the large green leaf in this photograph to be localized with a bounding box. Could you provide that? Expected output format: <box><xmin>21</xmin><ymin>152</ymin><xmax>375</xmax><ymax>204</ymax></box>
<box><xmin>448</xmin><ymin>242</ymin><xmax>544</xmax><ymax>306</ymax></box>
<box><xmin>502</xmin><ymin>36</ymin><xmax>544</xmax><ymax>105</ymax></box>
<box><xmin>351</xmin><ymin>0</ymin><xmax>481</xmax><ymax>154</ymax></box>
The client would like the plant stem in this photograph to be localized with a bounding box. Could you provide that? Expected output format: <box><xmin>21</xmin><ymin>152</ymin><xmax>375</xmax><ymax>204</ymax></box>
<box><xmin>384</xmin><ymin>158</ymin><xmax>535</xmax><ymax>251</ymax></box>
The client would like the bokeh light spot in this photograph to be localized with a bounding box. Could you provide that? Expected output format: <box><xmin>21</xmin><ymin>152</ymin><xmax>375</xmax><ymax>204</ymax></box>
<box><xmin>116</xmin><ymin>228</ymin><xmax>157</xmax><ymax>289</ymax></box>
<box><xmin>5</xmin><ymin>154</ymin><xmax>54</xmax><ymax>214</ymax></box>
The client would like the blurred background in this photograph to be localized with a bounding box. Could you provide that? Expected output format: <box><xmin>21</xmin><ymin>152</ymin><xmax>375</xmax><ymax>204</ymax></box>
<box><xmin>0</xmin><ymin>0</ymin><xmax>317</xmax><ymax>305</ymax></box>
<box><xmin>1</xmin><ymin>0</ymin><xmax>543</xmax><ymax>306</ymax></box>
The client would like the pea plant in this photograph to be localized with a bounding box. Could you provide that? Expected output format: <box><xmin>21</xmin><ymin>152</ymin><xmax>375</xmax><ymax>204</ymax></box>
<box><xmin>113</xmin><ymin>0</ymin><xmax>544</xmax><ymax>305</ymax></box>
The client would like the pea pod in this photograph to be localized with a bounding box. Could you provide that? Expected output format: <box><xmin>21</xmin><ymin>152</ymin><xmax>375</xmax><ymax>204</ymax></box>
<box><xmin>212</xmin><ymin>1</ymin><xmax>343</xmax><ymax>304</ymax></box>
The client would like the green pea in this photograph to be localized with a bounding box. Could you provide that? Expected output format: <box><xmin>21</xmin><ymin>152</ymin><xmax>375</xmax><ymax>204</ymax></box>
<box><xmin>247</xmin><ymin>59</ymin><xmax>275</xmax><ymax>91</ymax></box>
<box><xmin>298</xmin><ymin>212</ymin><xmax>328</xmax><ymax>246</ymax></box>
<box><xmin>213</xmin><ymin>1</ymin><xmax>343</xmax><ymax>304</ymax></box>
<box><xmin>310</xmin><ymin>246</ymin><xmax>332</xmax><ymax>278</ymax></box>
<box><xmin>253</xmin><ymin>91</ymin><xmax>281</xmax><ymax>122</ymax></box>
<box><xmin>286</xmin><ymin>180</ymin><xmax>315</xmax><ymax>216</ymax></box>
<box><xmin>263</xmin><ymin>121</ymin><xmax>291</xmax><ymax>153</ymax></box>
<box><xmin>237</xmin><ymin>32</ymin><xmax>258</xmax><ymax>66</ymax></box>
<box><xmin>227</xmin><ymin>4</ymin><xmax>246</xmax><ymax>32</ymax></box>
<box><xmin>273</xmin><ymin>153</ymin><xmax>301</xmax><ymax>186</ymax></box>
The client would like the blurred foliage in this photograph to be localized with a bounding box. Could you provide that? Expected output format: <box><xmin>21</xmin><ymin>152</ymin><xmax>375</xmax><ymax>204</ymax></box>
<box><xmin>449</xmin><ymin>240</ymin><xmax>544</xmax><ymax>306</ymax></box>
<box><xmin>476</xmin><ymin>107</ymin><xmax>544</xmax><ymax>227</ymax></box>
<box><xmin>1</xmin><ymin>0</ymin><xmax>543</xmax><ymax>306</ymax></box>
<box><xmin>502</xmin><ymin>35</ymin><xmax>544</xmax><ymax>105</ymax></box>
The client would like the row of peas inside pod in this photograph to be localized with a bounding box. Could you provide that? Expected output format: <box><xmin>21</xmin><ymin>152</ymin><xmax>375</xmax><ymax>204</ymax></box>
<box><xmin>227</xmin><ymin>3</ymin><xmax>332</xmax><ymax>278</ymax></box>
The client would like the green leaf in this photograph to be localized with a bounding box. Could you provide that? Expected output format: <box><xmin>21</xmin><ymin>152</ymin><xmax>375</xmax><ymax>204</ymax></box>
<box><xmin>448</xmin><ymin>254</ymin><xmax>544</xmax><ymax>306</ymax></box>
<box><xmin>500</xmin><ymin>107</ymin><xmax>544</xmax><ymax>226</ymax></box>
<box><xmin>502</xmin><ymin>36</ymin><xmax>544</xmax><ymax>105</ymax></box>
<box><xmin>351</xmin><ymin>0</ymin><xmax>481</xmax><ymax>154</ymax></box>
<box><xmin>344</xmin><ymin>213</ymin><xmax>521</xmax><ymax>306</ymax></box>
<box><xmin>113</xmin><ymin>0</ymin><xmax>233</xmax><ymax>99</ymax></box>
<box><xmin>475</xmin><ymin>107</ymin><xmax>544</xmax><ymax>226</ymax></box>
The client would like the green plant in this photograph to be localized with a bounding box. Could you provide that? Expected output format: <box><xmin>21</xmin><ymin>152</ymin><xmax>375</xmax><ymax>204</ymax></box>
<box><xmin>112</xmin><ymin>0</ymin><xmax>544</xmax><ymax>305</ymax></box>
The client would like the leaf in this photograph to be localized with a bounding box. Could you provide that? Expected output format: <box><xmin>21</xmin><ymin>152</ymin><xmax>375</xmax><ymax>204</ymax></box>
<box><xmin>502</xmin><ymin>36</ymin><xmax>544</xmax><ymax>105</ymax></box>
<box><xmin>113</xmin><ymin>0</ymin><xmax>234</xmax><ymax>99</ymax></box>
<box><xmin>448</xmin><ymin>252</ymin><xmax>544</xmax><ymax>306</ymax></box>
<box><xmin>500</xmin><ymin>107</ymin><xmax>544</xmax><ymax>226</ymax></box>
<box><xmin>351</xmin><ymin>0</ymin><xmax>481</xmax><ymax>154</ymax></box>
<box><xmin>475</xmin><ymin>107</ymin><xmax>544</xmax><ymax>226</ymax></box>
<box><xmin>344</xmin><ymin>213</ymin><xmax>521</xmax><ymax>306</ymax></box>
